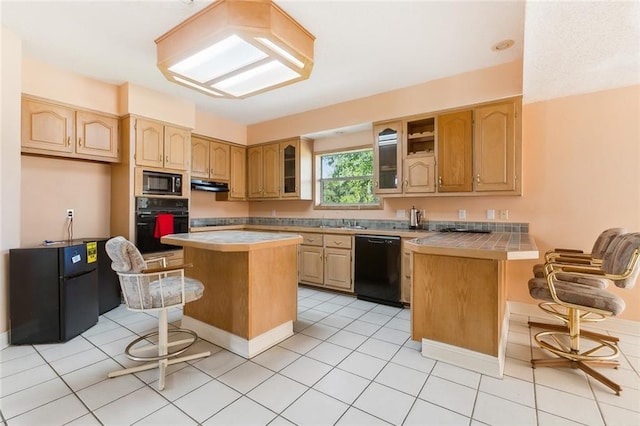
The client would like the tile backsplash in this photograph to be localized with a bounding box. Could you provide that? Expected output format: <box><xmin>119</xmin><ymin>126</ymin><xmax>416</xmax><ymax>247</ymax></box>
<box><xmin>191</xmin><ymin>217</ymin><xmax>529</xmax><ymax>233</ymax></box>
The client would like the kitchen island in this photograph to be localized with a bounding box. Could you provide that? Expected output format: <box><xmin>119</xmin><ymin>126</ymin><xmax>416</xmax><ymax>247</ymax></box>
<box><xmin>161</xmin><ymin>230</ymin><xmax>303</xmax><ymax>358</ymax></box>
<box><xmin>405</xmin><ymin>232</ymin><xmax>538</xmax><ymax>377</ymax></box>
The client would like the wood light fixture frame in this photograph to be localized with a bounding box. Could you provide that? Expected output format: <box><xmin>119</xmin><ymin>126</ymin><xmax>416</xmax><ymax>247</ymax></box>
<box><xmin>155</xmin><ymin>0</ymin><xmax>315</xmax><ymax>99</ymax></box>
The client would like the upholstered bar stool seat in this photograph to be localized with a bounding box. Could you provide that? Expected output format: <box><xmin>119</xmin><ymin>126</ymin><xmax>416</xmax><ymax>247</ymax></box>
<box><xmin>529</xmin><ymin>229</ymin><xmax>627</xmax><ymax>343</ymax></box>
<box><xmin>529</xmin><ymin>232</ymin><xmax>640</xmax><ymax>395</ymax></box>
<box><xmin>105</xmin><ymin>236</ymin><xmax>210</xmax><ymax>390</ymax></box>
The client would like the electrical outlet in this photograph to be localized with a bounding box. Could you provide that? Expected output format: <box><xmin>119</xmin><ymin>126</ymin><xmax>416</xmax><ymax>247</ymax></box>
<box><xmin>66</xmin><ymin>209</ymin><xmax>74</xmax><ymax>219</ymax></box>
<box><xmin>397</xmin><ymin>209</ymin><xmax>406</xmax><ymax>218</ymax></box>
<box><xmin>499</xmin><ymin>209</ymin><xmax>509</xmax><ymax>220</ymax></box>
<box><xmin>486</xmin><ymin>209</ymin><xmax>495</xmax><ymax>220</ymax></box>
<box><xmin>458</xmin><ymin>209</ymin><xmax>466</xmax><ymax>219</ymax></box>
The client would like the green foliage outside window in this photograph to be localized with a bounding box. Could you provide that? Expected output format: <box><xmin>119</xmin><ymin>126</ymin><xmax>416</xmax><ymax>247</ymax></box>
<box><xmin>319</xmin><ymin>149</ymin><xmax>379</xmax><ymax>205</ymax></box>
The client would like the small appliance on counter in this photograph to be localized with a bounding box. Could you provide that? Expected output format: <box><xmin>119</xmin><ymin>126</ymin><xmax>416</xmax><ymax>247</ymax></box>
<box><xmin>9</xmin><ymin>240</ymin><xmax>99</xmax><ymax>344</ymax></box>
<box><xmin>409</xmin><ymin>206</ymin><xmax>422</xmax><ymax>229</ymax></box>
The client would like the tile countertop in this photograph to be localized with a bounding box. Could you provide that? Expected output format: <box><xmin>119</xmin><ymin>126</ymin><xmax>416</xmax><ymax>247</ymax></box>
<box><xmin>161</xmin><ymin>230</ymin><xmax>303</xmax><ymax>252</ymax></box>
<box><xmin>190</xmin><ymin>224</ymin><xmax>434</xmax><ymax>239</ymax></box>
<box><xmin>405</xmin><ymin>232</ymin><xmax>539</xmax><ymax>261</ymax></box>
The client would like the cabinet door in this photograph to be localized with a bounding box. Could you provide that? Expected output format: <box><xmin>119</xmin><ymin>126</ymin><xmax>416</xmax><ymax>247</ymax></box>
<box><xmin>299</xmin><ymin>245</ymin><xmax>324</xmax><ymax>285</ymax></box>
<box><xmin>247</xmin><ymin>147</ymin><xmax>263</xmax><ymax>198</ymax></box>
<box><xmin>164</xmin><ymin>126</ymin><xmax>190</xmax><ymax>171</ymax></box>
<box><xmin>135</xmin><ymin>119</ymin><xmax>164</xmax><ymax>167</ymax></box>
<box><xmin>76</xmin><ymin>111</ymin><xmax>119</xmax><ymax>160</ymax></box>
<box><xmin>401</xmin><ymin>245</ymin><xmax>412</xmax><ymax>304</ymax></box>
<box><xmin>21</xmin><ymin>99</ymin><xmax>75</xmax><ymax>154</ymax></box>
<box><xmin>229</xmin><ymin>146</ymin><xmax>247</xmax><ymax>200</ymax></box>
<box><xmin>474</xmin><ymin>102</ymin><xmax>516</xmax><ymax>191</ymax></box>
<box><xmin>209</xmin><ymin>141</ymin><xmax>230</xmax><ymax>181</ymax></box>
<box><xmin>437</xmin><ymin>110</ymin><xmax>473</xmax><ymax>192</ymax></box>
<box><xmin>373</xmin><ymin>121</ymin><xmax>403</xmax><ymax>194</ymax></box>
<box><xmin>280</xmin><ymin>139</ymin><xmax>299</xmax><ymax>198</ymax></box>
<box><xmin>324</xmin><ymin>248</ymin><xmax>352</xmax><ymax>290</ymax></box>
<box><xmin>404</xmin><ymin>155</ymin><xmax>436</xmax><ymax>193</ymax></box>
<box><xmin>191</xmin><ymin>137</ymin><xmax>210</xmax><ymax>178</ymax></box>
<box><xmin>262</xmin><ymin>143</ymin><xmax>280</xmax><ymax>198</ymax></box>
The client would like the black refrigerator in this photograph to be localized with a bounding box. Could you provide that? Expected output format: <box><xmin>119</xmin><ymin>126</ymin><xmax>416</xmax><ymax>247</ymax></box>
<box><xmin>9</xmin><ymin>241</ymin><xmax>100</xmax><ymax>344</ymax></box>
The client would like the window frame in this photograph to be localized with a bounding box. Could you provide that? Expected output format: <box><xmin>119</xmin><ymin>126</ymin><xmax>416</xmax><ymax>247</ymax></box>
<box><xmin>314</xmin><ymin>145</ymin><xmax>383</xmax><ymax>210</ymax></box>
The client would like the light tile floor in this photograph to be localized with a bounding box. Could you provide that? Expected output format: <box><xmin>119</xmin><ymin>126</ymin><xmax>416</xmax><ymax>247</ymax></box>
<box><xmin>1</xmin><ymin>286</ymin><xmax>639</xmax><ymax>425</ymax></box>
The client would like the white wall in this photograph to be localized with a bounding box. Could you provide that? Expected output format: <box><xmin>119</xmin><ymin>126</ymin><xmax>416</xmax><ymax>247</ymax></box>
<box><xmin>1</xmin><ymin>27</ymin><xmax>23</xmax><ymax>347</ymax></box>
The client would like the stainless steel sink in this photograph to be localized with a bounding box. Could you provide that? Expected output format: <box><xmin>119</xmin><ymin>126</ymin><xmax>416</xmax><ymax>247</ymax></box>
<box><xmin>339</xmin><ymin>225</ymin><xmax>367</xmax><ymax>230</ymax></box>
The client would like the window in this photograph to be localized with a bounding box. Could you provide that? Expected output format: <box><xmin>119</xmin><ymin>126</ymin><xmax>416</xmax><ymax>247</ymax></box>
<box><xmin>316</xmin><ymin>148</ymin><xmax>381</xmax><ymax>208</ymax></box>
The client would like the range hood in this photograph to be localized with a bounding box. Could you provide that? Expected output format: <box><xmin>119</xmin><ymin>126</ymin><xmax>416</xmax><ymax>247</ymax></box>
<box><xmin>191</xmin><ymin>179</ymin><xmax>229</xmax><ymax>192</ymax></box>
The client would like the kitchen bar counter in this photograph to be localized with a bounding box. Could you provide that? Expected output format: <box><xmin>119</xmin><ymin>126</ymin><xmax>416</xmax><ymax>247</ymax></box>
<box><xmin>405</xmin><ymin>231</ymin><xmax>537</xmax><ymax>260</ymax></box>
<box><xmin>161</xmin><ymin>231</ymin><xmax>303</xmax><ymax>358</ymax></box>
<box><xmin>406</xmin><ymin>232</ymin><xmax>538</xmax><ymax>378</ymax></box>
<box><xmin>190</xmin><ymin>224</ymin><xmax>433</xmax><ymax>239</ymax></box>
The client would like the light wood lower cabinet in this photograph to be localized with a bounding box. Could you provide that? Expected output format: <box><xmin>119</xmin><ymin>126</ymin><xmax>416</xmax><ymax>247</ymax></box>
<box><xmin>298</xmin><ymin>233</ymin><xmax>353</xmax><ymax>292</ymax></box>
<box><xmin>142</xmin><ymin>250</ymin><xmax>183</xmax><ymax>268</ymax></box>
<box><xmin>401</xmin><ymin>240</ymin><xmax>413</xmax><ymax>304</ymax></box>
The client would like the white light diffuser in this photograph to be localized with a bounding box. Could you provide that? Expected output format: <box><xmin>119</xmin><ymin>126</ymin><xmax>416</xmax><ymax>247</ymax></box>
<box><xmin>155</xmin><ymin>0</ymin><xmax>314</xmax><ymax>99</ymax></box>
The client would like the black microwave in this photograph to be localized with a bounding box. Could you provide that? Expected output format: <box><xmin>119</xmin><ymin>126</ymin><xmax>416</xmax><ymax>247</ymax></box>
<box><xmin>142</xmin><ymin>170</ymin><xmax>183</xmax><ymax>196</ymax></box>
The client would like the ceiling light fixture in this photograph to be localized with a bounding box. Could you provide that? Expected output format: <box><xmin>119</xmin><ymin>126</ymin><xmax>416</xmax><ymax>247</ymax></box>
<box><xmin>155</xmin><ymin>0</ymin><xmax>315</xmax><ymax>99</ymax></box>
<box><xmin>492</xmin><ymin>39</ymin><xmax>515</xmax><ymax>51</ymax></box>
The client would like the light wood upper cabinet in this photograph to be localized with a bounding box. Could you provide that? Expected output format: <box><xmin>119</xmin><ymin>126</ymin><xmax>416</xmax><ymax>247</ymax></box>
<box><xmin>437</xmin><ymin>110</ymin><xmax>473</xmax><ymax>192</ymax></box>
<box><xmin>190</xmin><ymin>137</ymin><xmax>209</xmax><ymax>178</ymax></box>
<box><xmin>228</xmin><ymin>145</ymin><xmax>246</xmax><ymax>200</ymax></box>
<box><xmin>164</xmin><ymin>126</ymin><xmax>190</xmax><ymax>171</ymax></box>
<box><xmin>76</xmin><ymin>111</ymin><xmax>118</xmax><ymax>159</ymax></box>
<box><xmin>262</xmin><ymin>143</ymin><xmax>280</xmax><ymax>198</ymax></box>
<box><xmin>247</xmin><ymin>137</ymin><xmax>312</xmax><ymax>200</ymax></box>
<box><xmin>21</xmin><ymin>97</ymin><xmax>120</xmax><ymax>162</ymax></box>
<box><xmin>474</xmin><ymin>101</ymin><xmax>518</xmax><ymax>192</ymax></box>
<box><xmin>191</xmin><ymin>136</ymin><xmax>230</xmax><ymax>181</ymax></box>
<box><xmin>404</xmin><ymin>155</ymin><xmax>436</xmax><ymax>193</ymax></box>
<box><xmin>135</xmin><ymin>118</ymin><xmax>189</xmax><ymax>171</ymax></box>
<box><xmin>373</xmin><ymin>121</ymin><xmax>403</xmax><ymax>194</ymax></box>
<box><xmin>247</xmin><ymin>146</ymin><xmax>265</xmax><ymax>198</ymax></box>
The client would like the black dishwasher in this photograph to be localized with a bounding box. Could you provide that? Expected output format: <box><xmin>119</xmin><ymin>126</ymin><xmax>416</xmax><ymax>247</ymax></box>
<box><xmin>354</xmin><ymin>235</ymin><xmax>402</xmax><ymax>307</ymax></box>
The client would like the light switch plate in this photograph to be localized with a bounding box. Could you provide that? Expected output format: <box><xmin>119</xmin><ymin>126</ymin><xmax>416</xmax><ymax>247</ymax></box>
<box><xmin>486</xmin><ymin>209</ymin><xmax>495</xmax><ymax>220</ymax></box>
<box><xmin>458</xmin><ymin>209</ymin><xmax>466</xmax><ymax>219</ymax></box>
<box><xmin>397</xmin><ymin>209</ymin><xmax>406</xmax><ymax>218</ymax></box>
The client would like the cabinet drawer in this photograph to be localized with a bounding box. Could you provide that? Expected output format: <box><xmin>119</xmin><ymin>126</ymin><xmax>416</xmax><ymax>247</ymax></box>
<box><xmin>300</xmin><ymin>233</ymin><xmax>323</xmax><ymax>246</ymax></box>
<box><xmin>324</xmin><ymin>234</ymin><xmax>352</xmax><ymax>249</ymax></box>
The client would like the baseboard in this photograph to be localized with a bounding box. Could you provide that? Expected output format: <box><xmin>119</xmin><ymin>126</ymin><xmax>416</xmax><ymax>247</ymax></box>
<box><xmin>422</xmin><ymin>338</ymin><xmax>504</xmax><ymax>378</ymax></box>
<box><xmin>182</xmin><ymin>316</ymin><xmax>293</xmax><ymax>358</ymax></box>
<box><xmin>0</xmin><ymin>331</ymin><xmax>8</xmax><ymax>350</ymax></box>
<box><xmin>508</xmin><ymin>301</ymin><xmax>640</xmax><ymax>337</ymax></box>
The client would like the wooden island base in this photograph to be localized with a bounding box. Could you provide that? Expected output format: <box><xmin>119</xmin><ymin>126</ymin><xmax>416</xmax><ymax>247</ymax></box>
<box><xmin>169</xmin><ymin>236</ymin><xmax>300</xmax><ymax>358</ymax></box>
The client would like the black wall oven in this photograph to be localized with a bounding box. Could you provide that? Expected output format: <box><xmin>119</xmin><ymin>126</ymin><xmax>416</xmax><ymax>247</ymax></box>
<box><xmin>135</xmin><ymin>197</ymin><xmax>189</xmax><ymax>254</ymax></box>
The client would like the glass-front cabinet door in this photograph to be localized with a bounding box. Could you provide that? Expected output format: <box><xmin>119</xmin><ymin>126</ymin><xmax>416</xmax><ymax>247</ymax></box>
<box><xmin>373</xmin><ymin>121</ymin><xmax>403</xmax><ymax>194</ymax></box>
<box><xmin>280</xmin><ymin>139</ymin><xmax>299</xmax><ymax>198</ymax></box>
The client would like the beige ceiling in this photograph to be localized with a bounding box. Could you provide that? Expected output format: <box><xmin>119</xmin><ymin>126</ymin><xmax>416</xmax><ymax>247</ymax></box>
<box><xmin>1</xmin><ymin>1</ymin><xmax>637</xmax><ymax>126</ymax></box>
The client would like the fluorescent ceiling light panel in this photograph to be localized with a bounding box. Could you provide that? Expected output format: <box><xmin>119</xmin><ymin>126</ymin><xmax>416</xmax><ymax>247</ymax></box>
<box><xmin>255</xmin><ymin>37</ymin><xmax>304</xmax><ymax>68</ymax></box>
<box><xmin>155</xmin><ymin>0</ymin><xmax>315</xmax><ymax>99</ymax></box>
<box><xmin>173</xmin><ymin>76</ymin><xmax>224</xmax><ymax>96</ymax></box>
<box><xmin>169</xmin><ymin>35</ymin><xmax>268</xmax><ymax>82</ymax></box>
<box><xmin>213</xmin><ymin>60</ymin><xmax>301</xmax><ymax>97</ymax></box>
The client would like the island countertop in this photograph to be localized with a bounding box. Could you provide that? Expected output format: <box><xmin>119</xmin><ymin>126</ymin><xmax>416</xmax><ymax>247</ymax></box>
<box><xmin>161</xmin><ymin>230</ymin><xmax>303</xmax><ymax>252</ymax></box>
<box><xmin>405</xmin><ymin>231</ymin><xmax>538</xmax><ymax>260</ymax></box>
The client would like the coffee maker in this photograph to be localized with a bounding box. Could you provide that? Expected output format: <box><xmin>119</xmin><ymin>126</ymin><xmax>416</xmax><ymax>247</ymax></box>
<box><xmin>409</xmin><ymin>206</ymin><xmax>422</xmax><ymax>229</ymax></box>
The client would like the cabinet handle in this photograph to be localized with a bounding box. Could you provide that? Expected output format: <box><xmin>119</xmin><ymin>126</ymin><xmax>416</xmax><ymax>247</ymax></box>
<box><xmin>67</xmin><ymin>136</ymin><xmax>71</xmax><ymax>146</ymax></box>
<box><xmin>334</xmin><ymin>241</ymin><xmax>342</xmax><ymax>245</ymax></box>
<box><xmin>404</xmin><ymin>179</ymin><xmax>408</xmax><ymax>187</ymax></box>
<box><xmin>476</xmin><ymin>174</ymin><xmax>480</xmax><ymax>183</ymax></box>
<box><xmin>78</xmin><ymin>137</ymin><xmax>82</xmax><ymax>147</ymax></box>
<box><xmin>374</xmin><ymin>180</ymin><xmax>378</xmax><ymax>188</ymax></box>
<box><xmin>438</xmin><ymin>176</ymin><xmax>442</xmax><ymax>186</ymax></box>
<box><xmin>165</xmin><ymin>155</ymin><xmax>169</xmax><ymax>162</ymax></box>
